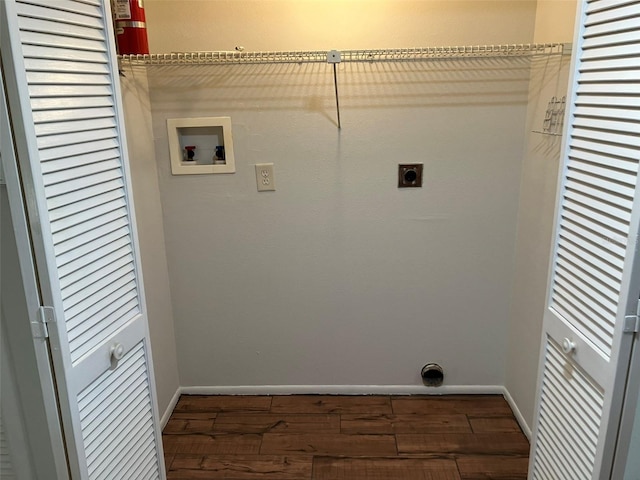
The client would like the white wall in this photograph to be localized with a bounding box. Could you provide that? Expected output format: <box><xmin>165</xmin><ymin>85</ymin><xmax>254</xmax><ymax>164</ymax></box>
<box><xmin>533</xmin><ymin>0</ymin><xmax>579</xmax><ymax>44</ymax></box>
<box><xmin>146</xmin><ymin>0</ymin><xmax>536</xmax><ymax>52</ymax></box>
<box><xmin>143</xmin><ymin>0</ymin><xmax>539</xmax><ymax>390</ymax></box>
<box><xmin>120</xmin><ymin>68</ymin><xmax>180</xmax><ymax>414</ymax></box>
<box><xmin>505</xmin><ymin>0</ymin><xmax>577</xmax><ymax>430</ymax></box>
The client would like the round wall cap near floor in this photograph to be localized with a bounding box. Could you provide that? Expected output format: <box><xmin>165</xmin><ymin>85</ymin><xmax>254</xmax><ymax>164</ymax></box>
<box><xmin>421</xmin><ymin>363</ymin><xmax>444</xmax><ymax>387</ymax></box>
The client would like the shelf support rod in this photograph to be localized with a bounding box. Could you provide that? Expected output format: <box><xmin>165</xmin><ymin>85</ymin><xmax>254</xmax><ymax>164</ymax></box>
<box><xmin>328</xmin><ymin>50</ymin><xmax>342</xmax><ymax>129</ymax></box>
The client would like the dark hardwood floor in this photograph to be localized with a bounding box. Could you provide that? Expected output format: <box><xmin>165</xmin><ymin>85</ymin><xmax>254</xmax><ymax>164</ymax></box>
<box><xmin>162</xmin><ymin>395</ymin><xmax>530</xmax><ymax>479</ymax></box>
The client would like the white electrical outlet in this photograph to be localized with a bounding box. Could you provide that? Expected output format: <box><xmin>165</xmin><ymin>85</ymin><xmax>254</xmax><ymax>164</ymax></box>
<box><xmin>255</xmin><ymin>163</ymin><xmax>275</xmax><ymax>192</ymax></box>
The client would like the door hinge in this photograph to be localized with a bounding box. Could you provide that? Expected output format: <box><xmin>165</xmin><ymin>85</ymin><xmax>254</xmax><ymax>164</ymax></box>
<box><xmin>623</xmin><ymin>315</ymin><xmax>640</xmax><ymax>334</ymax></box>
<box><xmin>32</xmin><ymin>306</ymin><xmax>55</xmax><ymax>339</ymax></box>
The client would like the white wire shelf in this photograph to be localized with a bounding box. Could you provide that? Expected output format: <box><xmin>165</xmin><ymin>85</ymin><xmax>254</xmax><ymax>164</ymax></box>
<box><xmin>119</xmin><ymin>43</ymin><xmax>570</xmax><ymax>66</ymax></box>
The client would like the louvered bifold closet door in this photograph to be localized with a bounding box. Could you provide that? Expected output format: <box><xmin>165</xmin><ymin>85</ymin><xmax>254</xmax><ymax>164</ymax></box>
<box><xmin>529</xmin><ymin>1</ymin><xmax>640</xmax><ymax>479</ymax></box>
<box><xmin>0</xmin><ymin>417</ymin><xmax>16</xmax><ymax>480</ymax></box>
<box><xmin>0</xmin><ymin>0</ymin><xmax>165</xmax><ymax>478</ymax></box>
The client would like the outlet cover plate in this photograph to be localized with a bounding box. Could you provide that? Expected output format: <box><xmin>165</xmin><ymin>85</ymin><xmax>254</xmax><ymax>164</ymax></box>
<box><xmin>255</xmin><ymin>163</ymin><xmax>275</xmax><ymax>191</ymax></box>
<box><xmin>398</xmin><ymin>164</ymin><xmax>423</xmax><ymax>188</ymax></box>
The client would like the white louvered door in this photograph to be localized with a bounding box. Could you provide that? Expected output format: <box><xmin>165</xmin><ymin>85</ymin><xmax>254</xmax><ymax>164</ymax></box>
<box><xmin>0</xmin><ymin>0</ymin><xmax>165</xmax><ymax>478</ymax></box>
<box><xmin>0</xmin><ymin>417</ymin><xmax>16</xmax><ymax>480</ymax></box>
<box><xmin>530</xmin><ymin>1</ymin><xmax>640</xmax><ymax>479</ymax></box>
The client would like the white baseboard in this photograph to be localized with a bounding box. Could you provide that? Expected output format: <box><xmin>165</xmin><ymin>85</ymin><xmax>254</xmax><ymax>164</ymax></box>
<box><xmin>179</xmin><ymin>384</ymin><xmax>505</xmax><ymax>396</ymax></box>
<box><xmin>160</xmin><ymin>387</ymin><xmax>182</xmax><ymax>429</ymax></box>
<box><xmin>502</xmin><ymin>386</ymin><xmax>532</xmax><ymax>440</ymax></box>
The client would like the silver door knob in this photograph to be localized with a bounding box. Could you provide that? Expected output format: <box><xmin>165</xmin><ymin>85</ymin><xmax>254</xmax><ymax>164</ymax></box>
<box><xmin>561</xmin><ymin>338</ymin><xmax>576</xmax><ymax>354</ymax></box>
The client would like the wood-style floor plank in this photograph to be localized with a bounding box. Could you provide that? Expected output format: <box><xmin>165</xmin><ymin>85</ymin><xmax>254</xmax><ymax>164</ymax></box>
<box><xmin>164</xmin><ymin>418</ymin><xmax>216</xmax><ymax>434</ymax></box>
<box><xmin>174</xmin><ymin>395</ymin><xmax>272</xmax><ymax>413</ymax></box>
<box><xmin>456</xmin><ymin>455</ymin><xmax>529</xmax><ymax>479</ymax></box>
<box><xmin>392</xmin><ymin>396</ymin><xmax>513</xmax><ymax>416</ymax></box>
<box><xmin>167</xmin><ymin>454</ymin><xmax>313</xmax><ymax>479</ymax></box>
<box><xmin>261</xmin><ymin>433</ymin><xmax>398</xmax><ymax>456</ymax></box>
<box><xmin>341</xmin><ymin>414</ymin><xmax>472</xmax><ymax>434</ymax></box>
<box><xmin>168</xmin><ymin>412</ymin><xmax>218</xmax><ymax>421</ymax></box>
<box><xmin>214</xmin><ymin>414</ymin><xmax>340</xmax><ymax>434</ymax></box>
<box><xmin>396</xmin><ymin>433</ymin><xmax>530</xmax><ymax>455</ymax></box>
<box><xmin>468</xmin><ymin>417</ymin><xmax>522</xmax><ymax>433</ymax></box>
<box><xmin>312</xmin><ymin>456</ymin><xmax>461</xmax><ymax>480</ymax></box>
<box><xmin>270</xmin><ymin>395</ymin><xmax>392</xmax><ymax>414</ymax></box>
<box><xmin>163</xmin><ymin>435</ymin><xmax>180</xmax><ymax>454</ymax></box>
<box><xmin>168</xmin><ymin>433</ymin><xmax>263</xmax><ymax>455</ymax></box>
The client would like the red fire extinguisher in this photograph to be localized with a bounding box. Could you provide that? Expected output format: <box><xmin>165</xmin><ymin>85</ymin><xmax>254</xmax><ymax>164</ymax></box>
<box><xmin>113</xmin><ymin>0</ymin><xmax>149</xmax><ymax>54</ymax></box>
